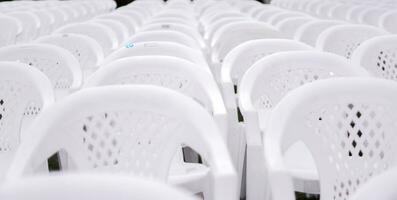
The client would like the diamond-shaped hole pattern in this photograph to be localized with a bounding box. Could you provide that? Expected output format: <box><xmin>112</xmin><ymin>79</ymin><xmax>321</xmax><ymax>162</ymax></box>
<box><xmin>116</xmin><ymin>73</ymin><xmax>189</xmax><ymax>91</ymax></box>
<box><xmin>254</xmin><ymin>68</ymin><xmax>334</xmax><ymax>110</ymax></box>
<box><xmin>79</xmin><ymin>111</ymin><xmax>180</xmax><ymax>179</ymax></box>
<box><xmin>0</xmin><ymin>80</ymin><xmax>25</xmax><ymax>152</ymax></box>
<box><xmin>20</xmin><ymin>56</ymin><xmax>72</xmax><ymax>89</ymax></box>
<box><xmin>344</xmin><ymin>42</ymin><xmax>361</xmax><ymax>59</ymax></box>
<box><xmin>376</xmin><ymin>50</ymin><xmax>397</xmax><ymax>80</ymax></box>
<box><xmin>306</xmin><ymin>102</ymin><xmax>396</xmax><ymax>200</ymax></box>
<box><xmin>23</xmin><ymin>103</ymin><xmax>41</xmax><ymax>116</ymax></box>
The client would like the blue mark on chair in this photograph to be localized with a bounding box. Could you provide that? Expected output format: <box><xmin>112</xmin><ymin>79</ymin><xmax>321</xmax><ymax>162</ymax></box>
<box><xmin>125</xmin><ymin>42</ymin><xmax>134</xmax><ymax>48</ymax></box>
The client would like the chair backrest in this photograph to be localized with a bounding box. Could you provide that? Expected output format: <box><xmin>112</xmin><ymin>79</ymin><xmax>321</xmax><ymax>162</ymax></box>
<box><xmin>346</xmin><ymin>5</ymin><xmax>371</xmax><ymax>23</ymax></box>
<box><xmin>5</xmin><ymin>86</ymin><xmax>237</xmax><ymax>200</ymax></box>
<box><xmin>149</xmin><ymin>18</ymin><xmax>198</xmax><ymax>29</ymax></box>
<box><xmin>239</xmin><ymin>52</ymin><xmax>369</xmax><ymax>128</ymax></box>
<box><xmin>0</xmin><ymin>44</ymin><xmax>82</xmax><ymax>95</ymax></box>
<box><xmin>55</xmin><ymin>22</ymin><xmax>118</xmax><ymax>55</ymax></box>
<box><xmin>0</xmin><ymin>61</ymin><xmax>53</xmax><ymax>155</ymax></box>
<box><xmin>295</xmin><ymin>20</ymin><xmax>344</xmax><ymax>47</ymax></box>
<box><xmin>317</xmin><ymin>24</ymin><xmax>388</xmax><ymax>59</ymax></box>
<box><xmin>358</xmin><ymin>7</ymin><xmax>388</xmax><ymax>26</ymax></box>
<box><xmin>85</xmin><ymin>56</ymin><xmax>227</xmax><ymax>134</ymax></box>
<box><xmin>0</xmin><ymin>174</ymin><xmax>197</xmax><ymax>200</ymax></box>
<box><xmin>205</xmin><ymin>17</ymin><xmax>250</xmax><ymax>43</ymax></box>
<box><xmin>349</xmin><ymin>168</ymin><xmax>397</xmax><ymax>200</ymax></box>
<box><xmin>0</xmin><ymin>15</ymin><xmax>21</xmax><ymax>47</ymax></box>
<box><xmin>201</xmin><ymin>11</ymin><xmax>245</xmax><ymax>30</ymax></box>
<box><xmin>222</xmin><ymin>39</ymin><xmax>313</xmax><ymax>87</ymax></box>
<box><xmin>380</xmin><ymin>11</ymin><xmax>397</xmax><ymax>34</ymax></box>
<box><xmin>275</xmin><ymin>16</ymin><xmax>314</xmax><ymax>38</ymax></box>
<box><xmin>30</xmin><ymin>10</ymin><xmax>53</xmax><ymax>37</ymax></box>
<box><xmin>115</xmin><ymin>10</ymin><xmax>145</xmax><ymax>27</ymax></box>
<box><xmin>264</xmin><ymin>78</ymin><xmax>397</xmax><ymax>200</ymax></box>
<box><xmin>267</xmin><ymin>11</ymin><xmax>307</xmax><ymax>26</ymax></box>
<box><xmin>351</xmin><ymin>35</ymin><xmax>397</xmax><ymax>81</ymax></box>
<box><xmin>96</xmin><ymin>13</ymin><xmax>136</xmax><ymax>36</ymax></box>
<box><xmin>329</xmin><ymin>3</ymin><xmax>354</xmax><ymax>21</ymax></box>
<box><xmin>102</xmin><ymin>42</ymin><xmax>208</xmax><ymax>70</ymax></box>
<box><xmin>315</xmin><ymin>2</ymin><xmax>338</xmax><ymax>19</ymax></box>
<box><xmin>125</xmin><ymin>30</ymin><xmax>200</xmax><ymax>50</ymax></box>
<box><xmin>92</xmin><ymin>18</ymin><xmax>130</xmax><ymax>46</ymax></box>
<box><xmin>211</xmin><ymin>21</ymin><xmax>282</xmax><ymax>64</ymax></box>
<box><xmin>36</xmin><ymin>33</ymin><xmax>104</xmax><ymax>73</ymax></box>
<box><xmin>256</xmin><ymin>7</ymin><xmax>284</xmax><ymax>22</ymax></box>
<box><xmin>8</xmin><ymin>11</ymin><xmax>40</xmax><ymax>43</ymax></box>
<box><xmin>142</xmin><ymin>23</ymin><xmax>205</xmax><ymax>48</ymax></box>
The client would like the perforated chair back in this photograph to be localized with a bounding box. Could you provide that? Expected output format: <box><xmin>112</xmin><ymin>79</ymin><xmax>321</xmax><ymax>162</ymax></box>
<box><xmin>0</xmin><ymin>44</ymin><xmax>82</xmax><ymax>97</ymax></box>
<box><xmin>263</xmin><ymin>78</ymin><xmax>397</xmax><ymax>200</ymax></box>
<box><xmin>317</xmin><ymin>25</ymin><xmax>388</xmax><ymax>59</ymax></box>
<box><xmin>5</xmin><ymin>86</ymin><xmax>238</xmax><ymax>200</ymax></box>
<box><xmin>295</xmin><ymin>20</ymin><xmax>344</xmax><ymax>47</ymax></box>
<box><xmin>0</xmin><ymin>61</ymin><xmax>53</xmax><ymax>180</ymax></box>
<box><xmin>55</xmin><ymin>22</ymin><xmax>118</xmax><ymax>55</ymax></box>
<box><xmin>36</xmin><ymin>33</ymin><xmax>104</xmax><ymax>75</ymax></box>
<box><xmin>352</xmin><ymin>35</ymin><xmax>397</xmax><ymax>81</ymax></box>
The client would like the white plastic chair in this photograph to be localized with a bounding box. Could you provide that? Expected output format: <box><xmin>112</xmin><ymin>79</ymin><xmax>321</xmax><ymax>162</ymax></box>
<box><xmin>201</xmin><ymin>11</ymin><xmax>244</xmax><ymax>31</ymax></box>
<box><xmin>102</xmin><ymin>42</ymin><xmax>209</xmax><ymax>71</ymax></box>
<box><xmin>85</xmin><ymin>56</ymin><xmax>227</xmax><ymax>135</ymax></box>
<box><xmin>329</xmin><ymin>3</ymin><xmax>354</xmax><ymax>21</ymax></box>
<box><xmin>5</xmin><ymin>85</ymin><xmax>238</xmax><ymax>200</ymax></box>
<box><xmin>221</xmin><ymin>39</ymin><xmax>313</xmax><ymax>125</ymax></box>
<box><xmin>55</xmin><ymin>22</ymin><xmax>118</xmax><ymax>55</ymax></box>
<box><xmin>351</xmin><ymin>35</ymin><xmax>397</xmax><ymax>81</ymax></box>
<box><xmin>349</xmin><ymin>168</ymin><xmax>397</xmax><ymax>200</ymax></box>
<box><xmin>211</xmin><ymin>22</ymin><xmax>282</xmax><ymax>80</ymax></box>
<box><xmin>0</xmin><ymin>15</ymin><xmax>22</xmax><ymax>47</ymax></box>
<box><xmin>358</xmin><ymin>7</ymin><xmax>388</xmax><ymax>26</ymax></box>
<box><xmin>0</xmin><ymin>44</ymin><xmax>82</xmax><ymax>98</ymax></box>
<box><xmin>92</xmin><ymin>18</ymin><xmax>130</xmax><ymax>47</ymax></box>
<box><xmin>142</xmin><ymin>23</ymin><xmax>206</xmax><ymax>49</ymax></box>
<box><xmin>238</xmin><ymin>52</ymin><xmax>370</xmax><ymax>200</ymax></box>
<box><xmin>124</xmin><ymin>30</ymin><xmax>201</xmax><ymax>50</ymax></box>
<box><xmin>262</xmin><ymin>78</ymin><xmax>397</xmax><ymax>200</ymax></box>
<box><xmin>267</xmin><ymin>11</ymin><xmax>308</xmax><ymax>26</ymax></box>
<box><xmin>256</xmin><ymin>7</ymin><xmax>284</xmax><ymax>22</ymax></box>
<box><xmin>46</xmin><ymin>8</ymin><xmax>67</xmax><ymax>31</ymax></box>
<box><xmin>95</xmin><ymin>13</ymin><xmax>136</xmax><ymax>37</ymax></box>
<box><xmin>115</xmin><ymin>9</ymin><xmax>146</xmax><ymax>27</ymax></box>
<box><xmin>379</xmin><ymin>11</ymin><xmax>397</xmax><ymax>34</ymax></box>
<box><xmin>205</xmin><ymin>17</ymin><xmax>250</xmax><ymax>44</ymax></box>
<box><xmin>36</xmin><ymin>33</ymin><xmax>105</xmax><ymax>78</ymax></box>
<box><xmin>221</xmin><ymin>39</ymin><xmax>313</xmax><ymax>199</ymax></box>
<box><xmin>7</xmin><ymin>11</ymin><xmax>40</xmax><ymax>43</ymax></box>
<box><xmin>149</xmin><ymin>17</ymin><xmax>199</xmax><ymax>30</ymax></box>
<box><xmin>346</xmin><ymin>5</ymin><xmax>371</xmax><ymax>23</ymax></box>
<box><xmin>275</xmin><ymin>16</ymin><xmax>314</xmax><ymax>38</ymax></box>
<box><xmin>0</xmin><ymin>174</ymin><xmax>197</xmax><ymax>200</ymax></box>
<box><xmin>0</xmin><ymin>61</ymin><xmax>54</xmax><ymax>181</ymax></box>
<box><xmin>295</xmin><ymin>20</ymin><xmax>344</xmax><ymax>47</ymax></box>
<box><xmin>315</xmin><ymin>2</ymin><xmax>338</xmax><ymax>19</ymax></box>
<box><xmin>317</xmin><ymin>24</ymin><xmax>388</xmax><ymax>59</ymax></box>
<box><xmin>31</xmin><ymin>10</ymin><xmax>53</xmax><ymax>37</ymax></box>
